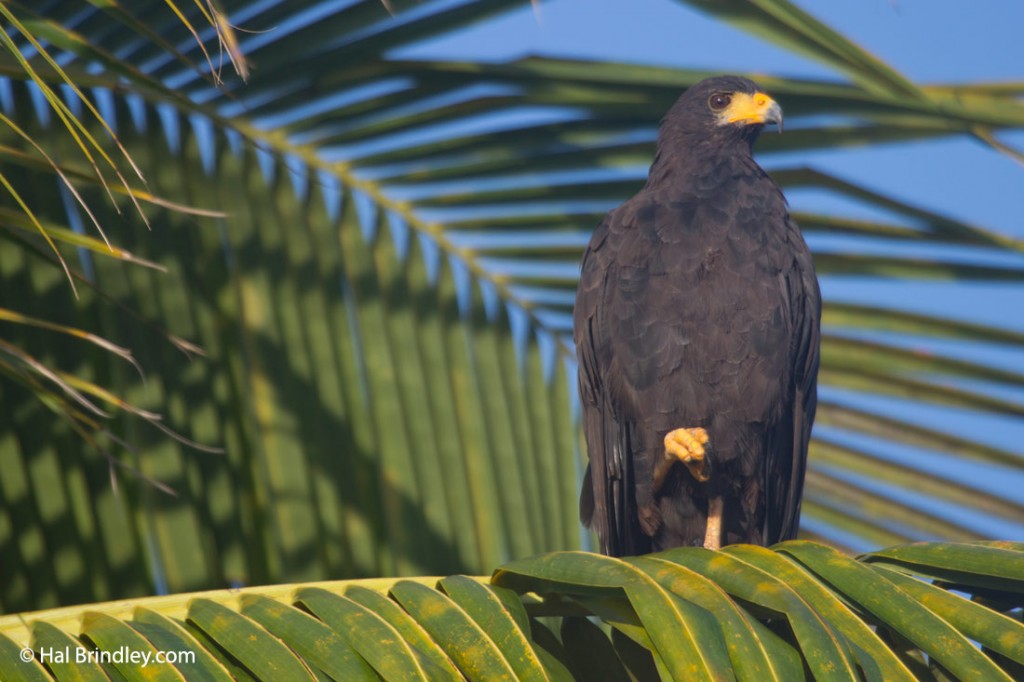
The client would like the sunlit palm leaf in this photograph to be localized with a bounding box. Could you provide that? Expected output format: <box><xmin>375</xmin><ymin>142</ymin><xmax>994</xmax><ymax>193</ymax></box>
<box><xmin>1</xmin><ymin>542</ymin><xmax>1023</xmax><ymax>680</ymax></box>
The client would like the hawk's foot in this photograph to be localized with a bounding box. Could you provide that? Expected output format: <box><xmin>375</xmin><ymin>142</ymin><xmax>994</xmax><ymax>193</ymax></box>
<box><xmin>652</xmin><ymin>427</ymin><xmax>711</xmax><ymax>494</ymax></box>
<box><xmin>664</xmin><ymin>427</ymin><xmax>710</xmax><ymax>482</ymax></box>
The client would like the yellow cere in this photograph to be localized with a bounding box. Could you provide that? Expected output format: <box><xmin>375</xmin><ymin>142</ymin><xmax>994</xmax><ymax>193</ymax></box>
<box><xmin>720</xmin><ymin>91</ymin><xmax>780</xmax><ymax>125</ymax></box>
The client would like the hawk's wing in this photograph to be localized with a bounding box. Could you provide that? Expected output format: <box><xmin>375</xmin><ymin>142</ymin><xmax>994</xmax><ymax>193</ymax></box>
<box><xmin>574</xmin><ymin>213</ymin><xmax>649</xmax><ymax>556</ymax></box>
<box><xmin>763</xmin><ymin>219</ymin><xmax>820</xmax><ymax>544</ymax></box>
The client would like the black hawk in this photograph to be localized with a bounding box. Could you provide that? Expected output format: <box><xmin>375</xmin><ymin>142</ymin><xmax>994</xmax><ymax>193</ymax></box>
<box><xmin>574</xmin><ymin>75</ymin><xmax>820</xmax><ymax>555</ymax></box>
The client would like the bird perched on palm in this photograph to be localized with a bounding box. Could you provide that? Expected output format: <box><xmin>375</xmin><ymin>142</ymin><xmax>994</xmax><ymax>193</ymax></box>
<box><xmin>574</xmin><ymin>75</ymin><xmax>820</xmax><ymax>555</ymax></box>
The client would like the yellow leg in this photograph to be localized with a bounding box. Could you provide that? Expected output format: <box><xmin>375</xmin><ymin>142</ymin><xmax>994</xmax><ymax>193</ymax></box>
<box><xmin>652</xmin><ymin>427</ymin><xmax>722</xmax><ymax>549</ymax></box>
<box><xmin>652</xmin><ymin>427</ymin><xmax>710</xmax><ymax>494</ymax></box>
<box><xmin>704</xmin><ymin>496</ymin><xmax>723</xmax><ymax>550</ymax></box>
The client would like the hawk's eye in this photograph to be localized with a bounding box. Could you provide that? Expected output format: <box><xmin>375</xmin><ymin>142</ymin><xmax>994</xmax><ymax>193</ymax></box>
<box><xmin>708</xmin><ymin>93</ymin><xmax>732</xmax><ymax>111</ymax></box>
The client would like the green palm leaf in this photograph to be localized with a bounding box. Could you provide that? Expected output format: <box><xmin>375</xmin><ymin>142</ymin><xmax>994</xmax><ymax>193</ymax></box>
<box><xmin>3</xmin><ymin>542</ymin><xmax>1023</xmax><ymax>680</ymax></box>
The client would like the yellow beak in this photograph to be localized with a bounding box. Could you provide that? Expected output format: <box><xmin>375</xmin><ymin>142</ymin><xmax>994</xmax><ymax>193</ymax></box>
<box><xmin>721</xmin><ymin>92</ymin><xmax>783</xmax><ymax>130</ymax></box>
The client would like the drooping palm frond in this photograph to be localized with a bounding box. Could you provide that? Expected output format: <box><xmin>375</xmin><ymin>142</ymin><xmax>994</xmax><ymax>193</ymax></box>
<box><xmin>1</xmin><ymin>542</ymin><xmax>1022</xmax><ymax>680</ymax></box>
<box><xmin>0</xmin><ymin>0</ymin><xmax>241</xmax><ymax>458</ymax></box>
<box><xmin>0</xmin><ymin>0</ymin><xmax>1022</xmax><ymax>613</ymax></box>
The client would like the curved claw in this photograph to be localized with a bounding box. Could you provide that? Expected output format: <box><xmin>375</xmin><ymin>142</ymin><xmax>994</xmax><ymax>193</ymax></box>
<box><xmin>652</xmin><ymin>427</ymin><xmax>712</xmax><ymax>494</ymax></box>
<box><xmin>664</xmin><ymin>427</ymin><xmax>711</xmax><ymax>482</ymax></box>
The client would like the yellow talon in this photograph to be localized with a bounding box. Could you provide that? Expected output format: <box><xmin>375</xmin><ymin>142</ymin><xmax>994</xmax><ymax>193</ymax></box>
<box><xmin>652</xmin><ymin>427</ymin><xmax>712</xmax><ymax>496</ymax></box>
<box><xmin>663</xmin><ymin>427</ymin><xmax>711</xmax><ymax>482</ymax></box>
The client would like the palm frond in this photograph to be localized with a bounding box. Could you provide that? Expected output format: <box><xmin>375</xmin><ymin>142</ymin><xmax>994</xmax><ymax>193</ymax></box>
<box><xmin>1</xmin><ymin>542</ymin><xmax>1022</xmax><ymax>680</ymax></box>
